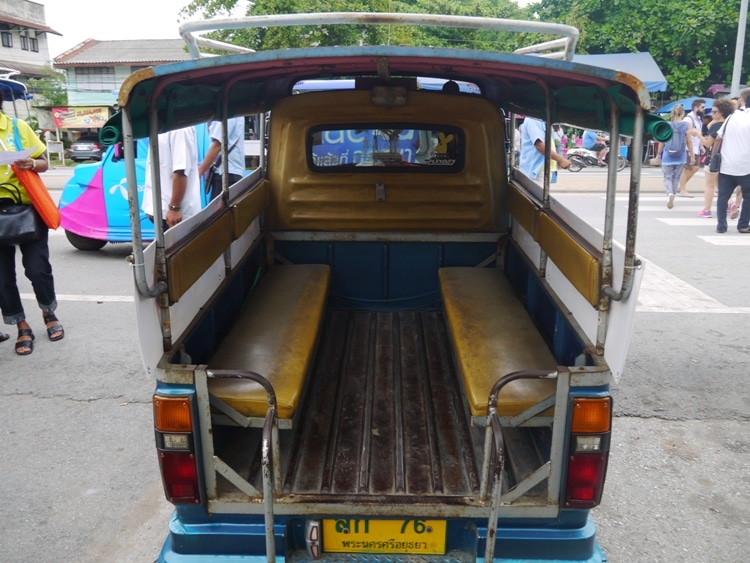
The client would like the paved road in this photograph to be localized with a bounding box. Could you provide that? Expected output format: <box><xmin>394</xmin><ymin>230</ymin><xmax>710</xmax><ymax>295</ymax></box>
<box><xmin>554</xmin><ymin>173</ymin><xmax>750</xmax><ymax>562</ymax></box>
<box><xmin>0</xmin><ymin>166</ymin><xmax>747</xmax><ymax>562</ymax></box>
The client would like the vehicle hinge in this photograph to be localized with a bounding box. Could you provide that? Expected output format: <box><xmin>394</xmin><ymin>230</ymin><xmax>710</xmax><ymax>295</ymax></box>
<box><xmin>306</xmin><ymin>520</ymin><xmax>321</xmax><ymax>559</ymax></box>
<box><xmin>375</xmin><ymin>183</ymin><xmax>386</xmax><ymax>201</ymax></box>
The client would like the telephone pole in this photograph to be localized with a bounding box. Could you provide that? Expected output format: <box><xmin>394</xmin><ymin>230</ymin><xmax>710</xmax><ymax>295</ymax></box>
<box><xmin>731</xmin><ymin>0</ymin><xmax>748</xmax><ymax>96</ymax></box>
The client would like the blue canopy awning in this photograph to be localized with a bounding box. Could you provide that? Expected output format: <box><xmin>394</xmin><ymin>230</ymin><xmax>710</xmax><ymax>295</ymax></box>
<box><xmin>655</xmin><ymin>96</ymin><xmax>713</xmax><ymax>115</ymax></box>
<box><xmin>0</xmin><ymin>77</ymin><xmax>32</xmax><ymax>101</ymax></box>
<box><xmin>573</xmin><ymin>52</ymin><xmax>668</xmax><ymax>93</ymax></box>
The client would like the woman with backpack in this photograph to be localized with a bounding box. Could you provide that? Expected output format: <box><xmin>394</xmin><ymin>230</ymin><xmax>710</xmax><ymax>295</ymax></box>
<box><xmin>661</xmin><ymin>104</ymin><xmax>690</xmax><ymax>209</ymax></box>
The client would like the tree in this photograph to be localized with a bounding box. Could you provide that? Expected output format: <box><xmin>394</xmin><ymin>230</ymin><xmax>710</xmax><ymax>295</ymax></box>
<box><xmin>529</xmin><ymin>0</ymin><xmax>747</xmax><ymax>97</ymax></box>
<box><xmin>180</xmin><ymin>0</ymin><xmax>526</xmax><ymax>51</ymax></box>
<box><xmin>26</xmin><ymin>66</ymin><xmax>68</xmax><ymax>107</ymax></box>
<box><xmin>179</xmin><ymin>0</ymin><xmax>745</xmax><ymax>97</ymax></box>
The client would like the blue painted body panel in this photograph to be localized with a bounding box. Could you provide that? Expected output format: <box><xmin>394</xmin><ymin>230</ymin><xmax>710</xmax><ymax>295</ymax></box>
<box><xmin>157</xmin><ymin>510</ymin><xmax>606</xmax><ymax>562</ymax></box>
<box><xmin>58</xmin><ymin>126</ymin><xmax>210</xmax><ymax>244</ymax></box>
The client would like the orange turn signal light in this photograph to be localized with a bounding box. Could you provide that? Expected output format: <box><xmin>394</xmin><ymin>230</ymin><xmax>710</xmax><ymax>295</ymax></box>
<box><xmin>153</xmin><ymin>395</ymin><xmax>192</xmax><ymax>432</ymax></box>
<box><xmin>571</xmin><ymin>397</ymin><xmax>611</xmax><ymax>434</ymax></box>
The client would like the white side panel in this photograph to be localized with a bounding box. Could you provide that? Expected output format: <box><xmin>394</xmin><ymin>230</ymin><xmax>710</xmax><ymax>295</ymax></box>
<box><xmin>511</xmin><ymin>220</ymin><xmax>542</xmax><ymax>269</ymax></box>
<box><xmin>510</xmin><ymin>194</ymin><xmax>643</xmax><ymax>382</ymax></box>
<box><xmin>603</xmin><ymin>261</ymin><xmax>643</xmax><ymax>381</ymax></box>
<box><xmin>547</xmin><ymin>196</ymin><xmax>643</xmax><ymax>382</ymax></box>
<box><xmin>134</xmin><ymin>241</ymin><xmax>163</xmax><ymax>378</ymax></box>
<box><xmin>134</xmin><ymin>212</ymin><xmax>262</xmax><ymax>378</ymax></box>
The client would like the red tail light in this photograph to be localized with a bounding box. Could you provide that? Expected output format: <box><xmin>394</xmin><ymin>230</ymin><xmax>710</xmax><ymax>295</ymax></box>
<box><xmin>154</xmin><ymin>394</ymin><xmax>201</xmax><ymax>504</ymax></box>
<box><xmin>564</xmin><ymin>396</ymin><xmax>612</xmax><ymax>508</ymax></box>
<box><xmin>159</xmin><ymin>451</ymin><xmax>201</xmax><ymax>504</ymax></box>
<box><xmin>565</xmin><ymin>452</ymin><xmax>608</xmax><ymax>507</ymax></box>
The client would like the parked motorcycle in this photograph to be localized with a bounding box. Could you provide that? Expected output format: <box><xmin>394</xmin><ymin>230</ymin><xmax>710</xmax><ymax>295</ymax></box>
<box><xmin>567</xmin><ymin>147</ymin><xmax>627</xmax><ymax>172</ymax></box>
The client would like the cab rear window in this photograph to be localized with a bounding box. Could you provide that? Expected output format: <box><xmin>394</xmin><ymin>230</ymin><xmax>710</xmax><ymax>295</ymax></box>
<box><xmin>308</xmin><ymin>124</ymin><xmax>464</xmax><ymax>172</ymax></box>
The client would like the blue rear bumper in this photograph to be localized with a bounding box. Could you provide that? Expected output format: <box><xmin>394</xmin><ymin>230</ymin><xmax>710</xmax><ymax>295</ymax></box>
<box><xmin>158</xmin><ymin>511</ymin><xmax>607</xmax><ymax>563</ymax></box>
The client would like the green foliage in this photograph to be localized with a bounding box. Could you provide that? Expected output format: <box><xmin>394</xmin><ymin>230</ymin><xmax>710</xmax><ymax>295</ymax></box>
<box><xmin>532</xmin><ymin>0</ymin><xmax>747</xmax><ymax>97</ymax></box>
<box><xmin>180</xmin><ymin>0</ymin><xmax>747</xmax><ymax>97</ymax></box>
<box><xmin>26</xmin><ymin>66</ymin><xmax>68</xmax><ymax>107</ymax></box>
<box><xmin>25</xmin><ymin>115</ymin><xmax>39</xmax><ymax>130</ymax></box>
<box><xmin>181</xmin><ymin>0</ymin><xmax>525</xmax><ymax>50</ymax></box>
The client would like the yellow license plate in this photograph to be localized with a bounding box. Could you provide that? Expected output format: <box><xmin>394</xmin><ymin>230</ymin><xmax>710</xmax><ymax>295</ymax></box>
<box><xmin>322</xmin><ymin>519</ymin><xmax>447</xmax><ymax>554</ymax></box>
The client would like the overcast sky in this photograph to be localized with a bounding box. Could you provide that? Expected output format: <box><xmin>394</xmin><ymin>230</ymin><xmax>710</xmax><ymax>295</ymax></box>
<box><xmin>43</xmin><ymin>0</ymin><xmax>195</xmax><ymax>58</ymax></box>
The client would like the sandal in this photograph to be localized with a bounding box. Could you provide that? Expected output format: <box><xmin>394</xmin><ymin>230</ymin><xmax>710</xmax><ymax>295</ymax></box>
<box><xmin>43</xmin><ymin>313</ymin><xmax>65</xmax><ymax>342</ymax></box>
<box><xmin>15</xmin><ymin>328</ymin><xmax>35</xmax><ymax>356</ymax></box>
<box><xmin>0</xmin><ymin>332</ymin><xmax>9</xmax><ymax>343</ymax></box>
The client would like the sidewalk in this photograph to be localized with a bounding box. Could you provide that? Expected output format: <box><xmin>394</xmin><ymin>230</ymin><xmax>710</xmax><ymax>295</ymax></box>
<box><xmin>553</xmin><ymin>165</ymin><xmax>688</xmax><ymax>194</ymax></box>
<box><xmin>43</xmin><ymin>163</ymin><xmax>701</xmax><ymax>196</ymax></box>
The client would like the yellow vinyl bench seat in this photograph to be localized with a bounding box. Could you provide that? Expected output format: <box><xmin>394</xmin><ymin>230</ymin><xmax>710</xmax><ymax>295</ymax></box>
<box><xmin>207</xmin><ymin>264</ymin><xmax>331</xmax><ymax>419</ymax></box>
<box><xmin>439</xmin><ymin>267</ymin><xmax>557</xmax><ymax>418</ymax></box>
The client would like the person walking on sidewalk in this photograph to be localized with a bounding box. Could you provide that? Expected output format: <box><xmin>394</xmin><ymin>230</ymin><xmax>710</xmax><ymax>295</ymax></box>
<box><xmin>715</xmin><ymin>88</ymin><xmax>750</xmax><ymax>233</ymax></box>
<box><xmin>695</xmin><ymin>99</ymin><xmax>733</xmax><ymax>218</ymax></box>
<box><xmin>661</xmin><ymin>104</ymin><xmax>690</xmax><ymax>209</ymax></box>
<box><xmin>677</xmin><ymin>98</ymin><xmax>707</xmax><ymax>197</ymax></box>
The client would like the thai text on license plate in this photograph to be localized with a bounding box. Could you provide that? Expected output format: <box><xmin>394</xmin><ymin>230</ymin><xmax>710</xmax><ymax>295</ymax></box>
<box><xmin>322</xmin><ymin>518</ymin><xmax>447</xmax><ymax>554</ymax></box>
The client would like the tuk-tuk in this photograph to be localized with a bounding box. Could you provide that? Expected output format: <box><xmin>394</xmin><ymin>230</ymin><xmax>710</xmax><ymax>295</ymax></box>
<box><xmin>113</xmin><ymin>12</ymin><xmax>670</xmax><ymax>562</ymax></box>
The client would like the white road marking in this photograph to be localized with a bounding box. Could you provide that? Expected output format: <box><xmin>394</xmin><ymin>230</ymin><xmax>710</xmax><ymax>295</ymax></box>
<box><xmin>657</xmin><ymin>218</ymin><xmax>722</xmax><ymax>226</ymax></box>
<box><xmin>637</xmin><ymin>261</ymin><xmax>750</xmax><ymax>314</ymax></box>
<box><xmin>638</xmin><ymin>205</ymin><xmax>707</xmax><ymax>212</ymax></box>
<box><xmin>616</xmin><ymin>195</ymin><xmax>699</xmax><ymax>202</ymax></box>
<box><xmin>698</xmin><ymin>235</ymin><xmax>750</xmax><ymax>246</ymax></box>
<box><xmin>21</xmin><ymin>293</ymin><xmax>134</xmax><ymax>303</ymax></box>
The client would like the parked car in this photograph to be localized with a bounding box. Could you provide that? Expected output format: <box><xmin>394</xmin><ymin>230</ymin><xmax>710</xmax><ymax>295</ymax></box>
<box><xmin>68</xmin><ymin>134</ymin><xmax>103</xmax><ymax>161</ymax></box>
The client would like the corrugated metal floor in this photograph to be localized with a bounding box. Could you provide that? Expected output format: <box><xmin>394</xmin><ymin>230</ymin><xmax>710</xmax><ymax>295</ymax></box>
<box><xmin>282</xmin><ymin>311</ymin><xmax>482</xmax><ymax>499</ymax></box>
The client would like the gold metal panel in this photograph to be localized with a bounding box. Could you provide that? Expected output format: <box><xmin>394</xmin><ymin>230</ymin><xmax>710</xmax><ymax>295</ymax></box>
<box><xmin>231</xmin><ymin>181</ymin><xmax>269</xmax><ymax>239</ymax></box>
<box><xmin>166</xmin><ymin>212</ymin><xmax>233</xmax><ymax>304</ymax></box>
<box><xmin>439</xmin><ymin>267</ymin><xmax>557</xmax><ymax>418</ymax></box>
<box><xmin>265</xmin><ymin>90</ymin><xmax>506</xmax><ymax>232</ymax></box>
<box><xmin>537</xmin><ymin>212</ymin><xmax>601</xmax><ymax>306</ymax></box>
<box><xmin>507</xmin><ymin>182</ymin><xmax>539</xmax><ymax>237</ymax></box>
<box><xmin>208</xmin><ymin>265</ymin><xmax>331</xmax><ymax>419</ymax></box>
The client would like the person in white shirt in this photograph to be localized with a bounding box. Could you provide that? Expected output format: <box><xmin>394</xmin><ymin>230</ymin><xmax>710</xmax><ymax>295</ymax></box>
<box><xmin>715</xmin><ymin>89</ymin><xmax>750</xmax><ymax>233</ymax></box>
<box><xmin>142</xmin><ymin>126</ymin><xmax>201</xmax><ymax>229</ymax></box>
<box><xmin>199</xmin><ymin>116</ymin><xmax>246</xmax><ymax>200</ymax></box>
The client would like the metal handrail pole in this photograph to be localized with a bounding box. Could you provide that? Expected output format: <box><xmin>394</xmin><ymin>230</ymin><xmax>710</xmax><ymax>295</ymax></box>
<box><xmin>605</xmin><ymin>106</ymin><xmax>644</xmax><ymax>301</ymax></box>
<box><xmin>123</xmin><ymin>107</ymin><xmax>165</xmax><ymax>298</ymax></box>
<box><xmin>207</xmin><ymin>369</ymin><xmax>280</xmax><ymax>561</ymax></box>
<box><xmin>179</xmin><ymin>13</ymin><xmax>579</xmax><ymax>61</ymax></box>
<box><xmin>596</xmin><ymin>98</ymin><xmax>621</xmax><ymax>351</ymax></box>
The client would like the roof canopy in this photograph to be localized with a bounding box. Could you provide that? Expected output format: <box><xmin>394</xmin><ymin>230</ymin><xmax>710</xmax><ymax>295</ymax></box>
<box><xmin>99</xmin><ymin>14</ymin><xmax>676</xmax><ymax>146</ymax></box>
<box><xmin>573</xmin><ymin>52</ymin><xmax>668</xmax><ymax>93</ymax></box>
<box><xmin>109</xmin><ymin>46</ymin><xmax>671</xmax><ymax>143</ymax></box>
<box><xmin>0</xmin><ymin>77</ymin><xmax>31</xmax><ymax>101</ymax></box>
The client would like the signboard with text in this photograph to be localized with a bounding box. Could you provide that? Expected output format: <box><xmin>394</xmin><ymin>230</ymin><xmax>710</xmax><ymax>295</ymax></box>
<box><xmin>52</xmin><ymin>106</ymin><xmax>109</xmax><ymax>129</ymax></box>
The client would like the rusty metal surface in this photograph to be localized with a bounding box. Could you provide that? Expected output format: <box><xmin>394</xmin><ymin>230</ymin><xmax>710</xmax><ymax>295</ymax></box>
<box><xmin>282</xmin><ymin>311</ymin><xmax>481</xmax><ymax>500</ymax></box>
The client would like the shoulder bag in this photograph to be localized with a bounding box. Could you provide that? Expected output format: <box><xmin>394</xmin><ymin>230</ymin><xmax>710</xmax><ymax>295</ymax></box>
<box><xmin>204</xmin><ymin>138</ymin><xmax>239</xmax><ymax>196</ymax></box>
<box><xmin>709</xmin><ymin>115</ymin><xmax>733</xmax><ymax>174</ymax></box>
<box><xmin>0</xmin><ymin>184</ymin><xmax>39</xmax><ymax>246</ymax></box>
<box><xmin>11</xmin><ymin>118</ymin><xmax>61</xmax><ymax>229</ymax></box>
